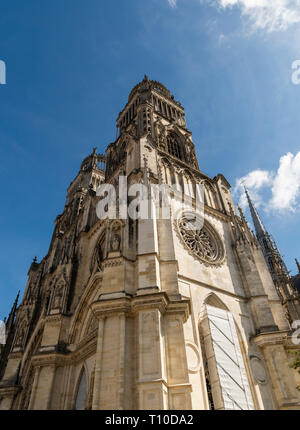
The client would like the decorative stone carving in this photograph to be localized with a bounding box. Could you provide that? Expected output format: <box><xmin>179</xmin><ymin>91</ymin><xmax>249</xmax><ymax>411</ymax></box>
<box><xmin>15</xmin><ymin>324</ymin><xmax>26</xmax><ymax>347</ymax></box>
<box><xmin>106</xmin><ymin>139</ymin><xmax>127</xmax><ymax>178</ymax></box>
<box><xmin>250</xmin><ymin>356</ymin><xmax>268</xmax><ymax>385</ymax></box>
<box><xmin>53</xmin><ymin>285</ymin><xmax>64</xmax><ymax>309</ymax></box>
<box><xmin>175</xmin><ymin>212</ymin><xmax>225</xmax><ymax>266</ymax></box>
<box><xmin>185</xmin><ymin>341</ymin><xmax>201</xmax><ymax>373</ymax></box>
<box><xmin>109</xmin><ymin>221</ymin><xmax>122</xmax><ymax>253</ymax></box>
<box><xmin>90</xmin><ymin>234</ymin><xmax>106</xmax><ymax>273</ymax></box>
<box><xmin>111</xmin><ymin>234</ymin><xmax>120</xmax><ymax>251</ymax></box>
<box><xmin>86</xmin><ymin>315</ymin><xmax>98</xmax><ymax>336</ymax></box>
<box><xmin>102</xmin><ymin>258</ymin><xmax>123</xmax><ymax>268</ymax></box>
<box><xmin>20</xmin><ymin>367</ymin><xmax>35</xmax><ymax>410</ymax></box>
<box><xmin>51</xmin><ymin>278</ymin><xmax>66</xmax><ymax>311</ymax></box>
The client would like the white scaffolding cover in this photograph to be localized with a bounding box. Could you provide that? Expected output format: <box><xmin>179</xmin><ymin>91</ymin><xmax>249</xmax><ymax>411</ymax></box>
<box><xmin>206</xmin><ymin>305</ymin><xmax>254</xmax><ymax>410</ymax></box>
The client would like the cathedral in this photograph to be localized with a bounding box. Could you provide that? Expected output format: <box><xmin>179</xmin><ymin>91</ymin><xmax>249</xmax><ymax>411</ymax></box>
<box><xmin>0</xmin><ymin>76</ymin><xmax>300</xmax><ymax>410</ymax></box>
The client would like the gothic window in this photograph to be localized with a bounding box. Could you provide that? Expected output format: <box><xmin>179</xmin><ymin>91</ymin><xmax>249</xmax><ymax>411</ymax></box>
<box><xmin>176</xmin><ymin>213</ymin><xmax>225</xmax><ymax>266</ymax></box>
<box><xmin>75</xmin><ymin>368</ymin><xmax>87</xmax><ymax>410</ymax></box>
<box><xmin>183</xmin><ymin>173</ymin><xmax>194</xmax><ymax>198</ymax></box>
<box><xmin>170</xmin><ymin>169</ymin><xmax>176</xmax><ymax>187</ymax></box>
<box><xmin>178</xmin><ymin>172</ymin><xmax>184</xmax><ymax>193</ymax></box>
<box><xmin>91</xmin><ymin>232</ymin><xmax>106</xmax><ymax>272</ymax></box>
<box><xmin>128</xmin><ymin>217</ymin><xmax>134</xmax><ymax>248</ymax></box>
<box><xmin>52</xmin><ymin>239</ymin><xmax>62</xmax><ymax>269</ymax></box>
<box><xmin>167</xmin><ymin>133</ymin><xmax>184</xmax><ymax>161</ymax></box>
<box><xmin>86</xmin><ymin>200</ymin><xmax>96</xmax><ymax>232</ymax></box>
<box><xmin>205</xmin><ymin>185</ymin><xmax>213</xmax><ymax>208</ymax></box>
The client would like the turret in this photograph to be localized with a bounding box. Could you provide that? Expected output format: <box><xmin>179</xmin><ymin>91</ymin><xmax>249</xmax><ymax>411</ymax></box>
<box><xmin>0</xmin><ymin>291</ymin><xmax>20</xmax><ymax>379</ymax></box>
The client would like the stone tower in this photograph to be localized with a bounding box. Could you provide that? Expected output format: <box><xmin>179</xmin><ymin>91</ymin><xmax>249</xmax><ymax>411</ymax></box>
<box><xmin>0</xmin><ymin>76</ymin><xmax>300</xmax><ymax>410</ymax></box>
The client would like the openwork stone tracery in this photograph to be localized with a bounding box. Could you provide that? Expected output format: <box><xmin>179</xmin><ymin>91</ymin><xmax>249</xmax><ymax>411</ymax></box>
<box><xmin>176</xmin><ymin>212</ymin><xmax>225</xmax><ymax>266</ymax></box>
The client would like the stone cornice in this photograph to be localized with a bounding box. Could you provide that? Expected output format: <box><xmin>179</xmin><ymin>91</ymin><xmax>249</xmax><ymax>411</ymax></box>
<box><xmin>45</xmin><ymin>314</ymin><xmax>64</xmax><ymax>324</ymax></box>
<box><xmin>252</xmin><ymin>330</ymin><xmax>289</xmax><ymax>347</ymax></box>
<box><xmin>102</xmin><ymin>257</ymin><xmax>124</xmax><ymax>269</ymax></box>
<box><xmin>131</xmin><ymin>293</ymin><xmax>169</xmax><ymax>315</ymax></box>
<box><xmin>166</xmin><ymin>300</ymin><xmax>190</xmax><ymax>322</ymax></box>
<box><xmin>0</xmin><ymin>385</ymin><xmax>21</xmax><ymax>397</ymax></box>
<box><xmin>204</xmin><ymin>205</ymin><xmax>230</xmax><ymax>223</ymax></box>
<box><xmin>91</xmin><ymin>297</ymin><xmax>132</xmax><ymax>318</ymax></box>
<box><xmin>91</xmin><ymin>292</ymin><xmax>191</xmax><ymax>322</ymax></box>
<box><xmin>31</xmin><ymin>352</ymin><xmax>67</xmax><ymax>368</ymax></box>
<box><xmin>31</xmin><ymin>335</ymin><xmax>97</xmax><ymax>368</ymax></box>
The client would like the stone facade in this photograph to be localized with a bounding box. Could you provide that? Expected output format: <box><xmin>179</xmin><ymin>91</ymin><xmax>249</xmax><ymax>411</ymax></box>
<box><xmin>0</xmin><ymin>76</ymin><xmax>300</xmax><ymax>410</ymax></box>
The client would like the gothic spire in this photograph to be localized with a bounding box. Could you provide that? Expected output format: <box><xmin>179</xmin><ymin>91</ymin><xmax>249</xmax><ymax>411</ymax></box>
<box><xmin>244</xmin><ymin>187</ymin><xmax>283</xmax><ymax>280</ymax></box>
<box><xmin>296</xmin><ymin>258</ymin><xmax>300</xmax><ymax>274</ymax></box>
<box><xmin>5</xmin><ymin>290</ymin><xmax>20</xmax><ymax>335</ymax></box>
<box><xmin>244</xmin><ymin>187</ymin><xmax>267</xmax><ymax>239</ymax></box>
<box><xmin>244</xmin><ymin>188</ymin><xmax>300</xmax><ymax>321</ymax></box>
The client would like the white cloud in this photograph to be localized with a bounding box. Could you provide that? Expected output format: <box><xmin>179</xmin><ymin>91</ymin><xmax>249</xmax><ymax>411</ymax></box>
<box><xmin>234</xmin><ymin>169</ymin><xmax>274</xmax><ymax>209</ymax></box>
<box><xmin>269</xmin><ymin>152</ymin><xmax>300</xmax><ymax>211</ymax></box>
<box><xmin>234</xmin><ymin>152</ymin><xmax>300</xmax><ymax>213</ymax></box>
<box><xmin>218</xmin><ymin>33</ymin><xmax>226</xmax><ymax>42</ymax></box>
<box><xmin>215</xmin><ymin>0</ymin><xmax>300</xmax><ymax>32</ymax></box>
<box><xmin>168</xmin><ymin>0</ymin><xmax>177</xmax><ymax>8</ymax></box>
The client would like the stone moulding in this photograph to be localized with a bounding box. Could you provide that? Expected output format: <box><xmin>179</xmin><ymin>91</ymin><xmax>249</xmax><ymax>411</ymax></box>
<box><xmin>249</xmin><ymin>355</ymin><xmax>268</xmax><ymax>385</ymax></box>
<box><xmin>252</xmin><ymin>330</ymin><xmax>289</xmax><ymax>347</ymax></box>
<box><xmin>91</xmin><ymin>292</ymin><xmax>191</xmax><ymax>323</ymax></box>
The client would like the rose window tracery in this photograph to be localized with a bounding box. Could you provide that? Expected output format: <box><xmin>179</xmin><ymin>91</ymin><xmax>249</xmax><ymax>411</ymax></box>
<box><xmin>176</xmin><ymin>213</ymin><xmax>225</xmax><ymax>265</ymax></box>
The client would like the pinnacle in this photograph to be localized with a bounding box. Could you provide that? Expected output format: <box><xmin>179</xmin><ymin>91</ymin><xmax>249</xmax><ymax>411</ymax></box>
<box><xmin>296</xmin><ymin>258</ymin><xmax>300</xmax><ymax>274</ymax></box>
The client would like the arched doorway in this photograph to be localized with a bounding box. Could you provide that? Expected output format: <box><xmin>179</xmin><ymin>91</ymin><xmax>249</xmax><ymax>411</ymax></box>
<box><xmin>199</xmin><ymin>294</ymin><xmax>254</xmax><ymax>410</ymax></box>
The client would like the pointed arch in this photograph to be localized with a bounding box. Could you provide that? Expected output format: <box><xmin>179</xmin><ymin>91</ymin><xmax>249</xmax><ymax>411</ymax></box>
<box><xmin>204</xmin><ymin>293</ymin><xmax>229</xmax><ymax>311</ymax></box>
<box><xmin>68</xmin><ymin>268</ymin><xmax>102</xmax><ymax>344</ymax></box>
<box><xmin>166</xmin><ymin>131</ymin><xmax>186</xmax><ymax>162</ymax></box>
<box><xmin>90</xmin><ymin>229</ymin><xmax>106</xmax><ymax>274</ymax></box>
<box><xmin>182</xmin><ymin>169</ymin><xmax>195</xmax><ymax>198</ymax></box>
<box><xmin>199</xmin><ymin>295</ymin><xmax>255</xmax><ymax>410</ymax></box>
<box><xmin>17</xmin><ymin>328</ymin><xmax>43</xmax><ymax>410</ymax></box>
<box><xmin>74</xmin><ymin>366</ymin><xmax>88</xmax><ymax>410</ymax></box>
<box><xmin>160</xmin><ymin>157</ymin><xmax>173</xmax><ymax>186</ymax></box>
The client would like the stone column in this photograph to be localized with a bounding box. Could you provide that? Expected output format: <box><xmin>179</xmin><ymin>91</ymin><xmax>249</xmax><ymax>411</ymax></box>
<box><xmin>90</xmin><ymin>298</ymin><xmax>132</xmax><ymax>410</ymax></box>
<box><xmin>0</xmin><ymin>386</ymin><xmax>20</xmax><ymax>410</ymax></box>
<box><xmin>28</xmin><ymin>365</ymin><xmax>41</xmax><ymax>410</ymax></box>
<box><xmin>254</xmin><ymin>332</ymin><xmax>300</xmax><ymax>409</ymax></box>
<box><xmin>137</xmin><ymin>199</ymin><xmax>161</xmax><ymax>294</ymax></box>
<box><xmin>30</xmin><ymin>362</ymin><xmax>56</xmax><ymax>410</ymax></box>
<box><xmin>157</xmin><ymin>216</ymin><xmax>180</xmax><ymax>297</ymax></box>
<box><xmin>135</xmin><ymin>305</ymin><xmax>167</xmax><ymax>409</ymax></box>
<box><xmin>133</xmin><ymin>293</ymin><xmax>191</xmax><ymax>410</ymax></box>
<box><xmin>164</xmin><ymin>301</ymin><xmax>192</xmax><ymax>409</ymax></box>
<box><xmin>92</xmin><ymin>317</ymin><xmax>105</xmax><ymax>410</ymax></box>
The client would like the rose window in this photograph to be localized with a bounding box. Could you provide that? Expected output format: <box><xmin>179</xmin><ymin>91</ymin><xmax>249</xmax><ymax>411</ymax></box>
<box><xmin>176</xmin><ymin>213</ymin><xmax>225</xmax><ymax>265</ymax></box>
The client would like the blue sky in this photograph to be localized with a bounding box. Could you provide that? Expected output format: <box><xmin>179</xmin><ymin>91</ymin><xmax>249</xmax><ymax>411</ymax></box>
<box><xmin>0</xmin><ymin>0</ymin><xmax>300</xmax><ymax>319</ymax></box>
